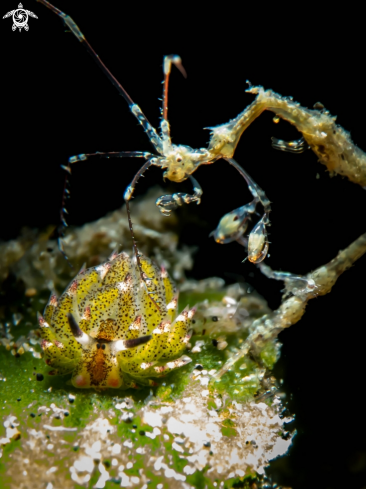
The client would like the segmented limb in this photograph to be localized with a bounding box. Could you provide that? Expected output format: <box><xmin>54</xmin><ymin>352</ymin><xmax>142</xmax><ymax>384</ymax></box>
<box><xmin>155</xmin><ymin>175</ymin><xmax>203</xmax><ymax>217</ymax></box>
<box><xmin>56</xmin><ymin>164</ymin><xmax>72</xmax><ymax>266</ymax></box>
<box><xmin>225</xmin><ymin>158</ymin><xmax>271</xmax><ymax>219</ymax></box>
<box><xmin>124</xmin><ymin>200</ymin><xmax>161</xmax><ymax>311</ymax></box>
<box><xmin>57</xmin><ymin>152</ymin><xmax>153</xmax><ymax>267</ymax></box>
<box><xmin>37</xmin><ymin>0</ymin><xmax>163</xmax><ymax>154</ymax></box>
<box><xmin>225</xmin><ymin>158</ymin><xmax>271</xmax><ymax>263</ymax></box>
<box><xmin>37</xmin><ymin>0</ymin><xmax>167</xmax><ymax>282</ymax></box>
<box><xmin>161</xmin><ymin>55</ymin><xmax>187</xmax><ymax>142</ymax></box>
<box><xmin>124</xmin><ymin>159</ymin><xmax>157</xmax><ymax>202</ymax></box>
<box><xmin>257</xmin><ymin>262</ymin><xmax>317</xmax><ymax>299</ymax></box>
<box><xmin>271</xmin><ymin>137</ymin><xmax>309</xmax><ymax>154</ymax></box>
<box><xmin>123</xmin><ymin>158</ymin><xmax>161</xmax><ymax>310</ymax></box>
<box><xmin>68</xmin><ymin>151</ymin><xmax>153</xmax><ymax>164</ymax></box>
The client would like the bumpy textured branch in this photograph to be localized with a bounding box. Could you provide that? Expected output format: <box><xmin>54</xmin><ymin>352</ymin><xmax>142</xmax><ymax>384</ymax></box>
<box><xmin>210</xmin><ymin>85</ymin><xmax>366</xmax><ymax>380</ymax></box>
<box><xmin>208</xmin><ymin>85</ymin><xmax>366</xmax><ymax>188</ymax></box>
<box><xmin>213</xmin><ymin>232</ymin><xmax>366</xmax><ymax>380</ymax></box>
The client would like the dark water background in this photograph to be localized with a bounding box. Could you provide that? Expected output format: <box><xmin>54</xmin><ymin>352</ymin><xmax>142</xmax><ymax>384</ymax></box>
<box><xmin>1</xmin><ymin>2</ymin><xmax>366</xmax><ymax>487</ymax></box>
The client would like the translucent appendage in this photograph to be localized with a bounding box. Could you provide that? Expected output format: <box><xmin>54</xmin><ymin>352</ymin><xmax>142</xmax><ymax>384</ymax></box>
<box><xmin>247</xmin><ymin>217</ymin><xmax>269</xmax><ymax>263</ymax></box>
<box><xmin>211</xmin><ymin>198</ymin><xmax>258</xmax><ymax>244</ymax></box>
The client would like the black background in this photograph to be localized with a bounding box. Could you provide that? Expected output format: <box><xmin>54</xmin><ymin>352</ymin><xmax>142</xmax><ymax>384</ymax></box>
<box><xmin>1</xmin><ymin>2</ymin><xmax>366</xmax><ymax>488</ymax></box>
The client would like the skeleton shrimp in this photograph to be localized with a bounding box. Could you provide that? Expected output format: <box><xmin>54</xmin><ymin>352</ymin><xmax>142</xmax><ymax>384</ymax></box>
<box><xmin>37</xmin><ymin>0</ymin><xmax>272</xmax><ymax>304</ymax></box>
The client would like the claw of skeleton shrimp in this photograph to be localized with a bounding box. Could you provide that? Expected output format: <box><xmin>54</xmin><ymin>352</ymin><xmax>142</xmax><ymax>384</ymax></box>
<box><xmin>211</xmin><ymin>199</ymin><xmax>258</xmax><ymax>244</ymax></box>
<box><xmin>247</xmin><ymin>217</ymin><xmax>269</xmax><ymax>263</ymax></box>
<box><xmin>271</xmin><ymin>136</ymin><xmax>309</xmax><ymax>154</ymax></box>
<box><xmin>156</xmin><ymin>194</ymin><xmax>179</xmax><ymax>216</ymax></box>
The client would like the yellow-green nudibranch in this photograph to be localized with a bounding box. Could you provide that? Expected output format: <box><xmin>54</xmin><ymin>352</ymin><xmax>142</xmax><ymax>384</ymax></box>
<box><xmin>38</xmin><ymin>252</ymin><xmax>195</xmax><ymax>389</ymax></box>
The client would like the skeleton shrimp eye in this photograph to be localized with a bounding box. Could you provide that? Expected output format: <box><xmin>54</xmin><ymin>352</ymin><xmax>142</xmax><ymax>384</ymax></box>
<box><xmin>176</xmin><ymin>156</ymin><xmax>182</xmax><ymax>162</ymax></box>
<box><xmin>247</xmin><ymin>219</ymin><xmax>269</xmax><ymax>263</ymax></box>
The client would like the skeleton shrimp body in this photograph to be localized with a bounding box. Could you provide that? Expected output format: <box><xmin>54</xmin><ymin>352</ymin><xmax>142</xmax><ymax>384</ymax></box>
<box><xmin>37</xmin><ymin>0</ymin><xmax>272</xmax><ymax>286</ymax></box>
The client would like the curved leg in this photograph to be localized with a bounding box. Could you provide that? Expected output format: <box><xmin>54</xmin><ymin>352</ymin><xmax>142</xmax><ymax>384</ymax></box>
<box><xmin>155</xmin><ymin>175</ymin><xmax>203</xmax><ymax>217</ymax></box>
<box><xmin>224</xmin><ymin>158</ymin><xmax>271</xmax><ymax>263</ymax></box>
<box><xmin>57</xmin><ymin>152</ymin><xmax>153</xmax><ymax>265</ymax></box>
<box><xmin>123</xmin><ymin>159</ymin><xmax>161</xmax><ymax>311</ymax></box>
<box><xmin>123</xmin><ymin>159</ymin><xmax>157</xmax><ymax>202</ymax></box>
<box><xmin>68</xmin><ymin>151</ymin><xmax>153</xmax><ymax>164</ymax></box>
<box><xmin>257</xmin><ymin>262</ymin><xmax>317</xmax><ymax>299</ymax></box>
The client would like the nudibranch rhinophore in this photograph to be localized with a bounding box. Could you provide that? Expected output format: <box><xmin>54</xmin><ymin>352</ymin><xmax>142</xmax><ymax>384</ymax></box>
<box><xmin>38</xmin><ymin>252</ymin><xmax>195</xmax><ymax>389</ymax></box>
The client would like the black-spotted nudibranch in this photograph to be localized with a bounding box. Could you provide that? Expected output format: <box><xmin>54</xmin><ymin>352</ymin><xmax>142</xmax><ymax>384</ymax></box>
<box><xmin>38</xmin><ymin>252</ymin><xmax>195</xmax><ymax>389</ymax></box>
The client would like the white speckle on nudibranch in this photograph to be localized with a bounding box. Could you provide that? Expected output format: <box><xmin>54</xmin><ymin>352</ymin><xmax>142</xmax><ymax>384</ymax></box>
<box><xmin>38</xmin><ymin>252</ymin><xmax>195</xmax><ymax>389</ymax></box>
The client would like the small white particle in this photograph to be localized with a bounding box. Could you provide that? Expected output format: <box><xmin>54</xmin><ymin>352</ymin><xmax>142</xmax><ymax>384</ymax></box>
<box><xmin>172</xmin><ymin>442</ymin><xmax>184</xmax><ymax>453</ymax></box>
<box><xmin>223</xmin><ymin>296</ymin><xmax>236</xmax><ymax>305</ymax></box>
<box><xmin>142</xmin><ymin>411</ymin><xmax>163</xmax><ymax>428</ymax></box>
<box><xmin>154</xmin><ymin>456</ymin><xmax>164</xmax><ymax>471</ymax></box>
<box><xmin>74</xmin><ymin>456</ymin><xmax>94</xmax><ymax>473</ymax></box>
<box><xmin>43</xmin><ymin>425</ymin><xmax>77</xmax><ymax>432</ymax></box>
<box><xmin>120</xmin><ymin>472</ymin><xmax>130</xmax><ymax>487</ymax></box>
<box><xmin>91</xmin><ymin>441</ymin><xmax>101</xmax><ymax>452</ymax></box>
<box><xmin>111</xmin><ymin>443</ymin><xmax>121</xmax><ymax>455</ymax></box>
<box><xmin>183</xmin><ymin>465</ymin><xmax>196</xmax><ymax>475</ymax></box>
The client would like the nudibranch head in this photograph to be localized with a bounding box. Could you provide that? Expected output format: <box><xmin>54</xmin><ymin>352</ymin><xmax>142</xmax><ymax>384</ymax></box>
<box><xmin>38</xmin><ymin>252</ymin><xmax>194</xmax><ymax>389</ymax></box>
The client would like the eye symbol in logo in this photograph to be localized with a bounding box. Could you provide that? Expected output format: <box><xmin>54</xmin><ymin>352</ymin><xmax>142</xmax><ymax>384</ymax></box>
<box><xmin>3</xmin><ymin>3</ymin><xmax>38</xmax><ymax>31</ymax></box>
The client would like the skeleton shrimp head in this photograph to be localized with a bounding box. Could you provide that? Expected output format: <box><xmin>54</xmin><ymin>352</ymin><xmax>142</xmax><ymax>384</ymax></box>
<box><xmin>155</xmin><ymin>145</ymin><xmax>209</xmax><ymax>216</ymax></box>
<box><xmin>161</xmin><ymin>144</ymin><xmax>210</xmax><ymax>183</ymax></box>
<box><xmin>38</xmin><ymin>252</ymin><xmax>195</xmax><ymax>389</ymax></box>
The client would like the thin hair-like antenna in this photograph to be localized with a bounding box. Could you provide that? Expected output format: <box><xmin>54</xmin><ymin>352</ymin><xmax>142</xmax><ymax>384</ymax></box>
<box><xmin>162</xmin><ymin>55</ymin><xmax>187</xmax><ymax>122</ymax></box>
<box><xmin>36</xmin><ymin>0</ymin><xmax>163</xmax><ymax>154</ymax></box>
<box><xmin>125</xmin><ymin>200</ymin><xmax>160</xmax><ymax>311</ymax></box>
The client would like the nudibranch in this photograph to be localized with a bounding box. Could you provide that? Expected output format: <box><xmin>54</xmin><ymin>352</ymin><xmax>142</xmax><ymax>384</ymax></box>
<box><xmin>38</xmin><ymin>252</ymin><xmax>195</xmax><ymax>389</ymax></box>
